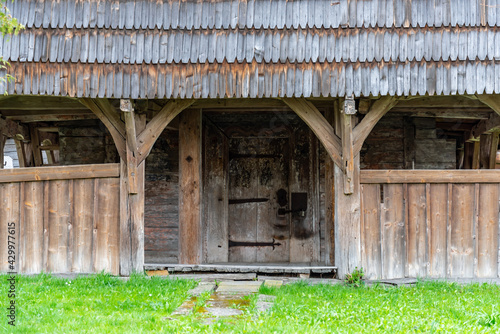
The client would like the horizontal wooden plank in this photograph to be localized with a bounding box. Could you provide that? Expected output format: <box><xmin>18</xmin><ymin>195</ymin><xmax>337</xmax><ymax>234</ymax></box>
<box><xmin>361</xmin><ymin>170</ymin><xmax>500</xmax><ymax>184</ymax></box>
<box><xmin>0</xmin><ymin>163</ymin><xmax>120</xmax><ymax>183</ymax></box>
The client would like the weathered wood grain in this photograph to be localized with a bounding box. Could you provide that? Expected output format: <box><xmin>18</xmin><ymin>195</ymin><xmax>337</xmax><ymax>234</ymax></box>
<box><xmin>476</xmin><ymin>184</ymin><xmax>499</xmax><ymax>277</ymax></box>
<box><xmin>406</xmin><ymin>184</ymin><xmax>428</xmax><ymax>277</ymax></box>
<box><xmin>179</xmin><ymin>109</ymin><xmax>202</xmax><ymax>264</ymax></box>
<box><xmin>449</xmin><ymin>184</ymin><xmax>475</xmax><ymax>278</ymax></box>
<box><xmin>361</xmin><ymin>184</ymin><xmax>381</xmax><ymax>280</ymax></box>
<box><xmin>380</xmin><ymin>184</ymin><xmax>405</xmax><ymax>279</ymax></box>
<box><xmin>428</xmin><ymin>183</ymin><xmax>448</xmax><ymax>278</ymax></box>
<box><xmin>203</xmin><ymin>120</ymin><xmax>229</xmax><ymax>263</ymax></box>
<box><xmin>0</xmin><ymin>183</ymin><xmax>20</xmax><ymax>272</ymax></box>
<box><xmin>47</xmin><ymin>180</ymin><xmax>71</xmax><ymax>273</ymax></box>
<box><xmin>71</xmin><ymin>179</ymin><xmax>94</xmax><ymax>273</ymax></box>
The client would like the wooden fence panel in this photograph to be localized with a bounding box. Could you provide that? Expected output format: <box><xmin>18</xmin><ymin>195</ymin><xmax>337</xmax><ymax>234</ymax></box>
<box><xmin>0</xmin><ymin>164</ymin><xmax>120</xmax><ymax>275</ymax></box>
<box><xmin>381</xmin><ymin>184</ymin><xmax>405</xmax><ymax>279</ymax></box>
<box><xmin>0</xmin><ymin>183</ymin><xmax>20</xmax><ymax>273</ymax></box>
<box><xmin>476</xmin><ymin>184</ymin><xmax>499</xmax><ymax>278</ymax></box>
<box><xmin>428</xmin><ymin>184</ymin><xmax>448</xmax><ymax>278</ymax></box>
<box><xmin>407</xmin><ymin>184</ymin><xmax>428</xmax><ymax>278</ymax></box>
<box><xmin>361</xmin><ymin>170</ymin><xmax>500</xmax><ymax>279</ymax></box>
<box><xmin>361</xmin><ymin>184</ymin><xmax>381</xmax><ymax>280</ymax></box>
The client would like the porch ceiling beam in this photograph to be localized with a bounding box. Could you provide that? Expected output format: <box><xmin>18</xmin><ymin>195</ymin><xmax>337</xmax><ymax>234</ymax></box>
<box><xmin>0</xmin><ymin>117</ymin><xmax>30</xmax><ymax>140</ymax></box>
<box><xmin>136</xmin><ymin>99</ymin><xmax>194</xmax><ymax>164</ymax></box>
<box><xmin>389</xmin><ymin>109</ymin><xmax>491</xmax><ymax>119</ymax></box>
<box><xmin>353</xmin><ymin>96</ymin><xmax>398</xmax><ymax>153</ymax></box>
<box><xmin>283</xmin><ymin>98</ymin><xmax>343</xmax><ymax>169</ymax></box>
<box><xmin>79</xmin><ymin>98</ymin><xmax>127</xmax><ymax>161</ymax></box>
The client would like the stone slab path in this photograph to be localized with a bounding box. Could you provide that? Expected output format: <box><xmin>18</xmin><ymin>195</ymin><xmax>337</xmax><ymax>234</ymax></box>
<box><xmin>171</xmin><ymin>279</ymin><xmax>280</xmax><ymax>320</ymax></box>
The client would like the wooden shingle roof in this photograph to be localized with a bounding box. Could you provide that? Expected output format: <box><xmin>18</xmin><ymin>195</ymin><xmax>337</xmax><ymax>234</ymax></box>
<box><xmin>1</xmin><ymin>0</ymin><xmax>499</xmax><ymax>98</ymax></box>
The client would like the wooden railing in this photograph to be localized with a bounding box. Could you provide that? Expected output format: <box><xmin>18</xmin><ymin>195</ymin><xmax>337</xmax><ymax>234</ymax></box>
<box><xmin>0</xmin><ymin>164</ymin><xmax>121</xmax><ymax>275</ymax></box>
<box><xmin>360</xmin><ymin>170</ymin><xmax>500</xmax><ymax>280</ymax></box>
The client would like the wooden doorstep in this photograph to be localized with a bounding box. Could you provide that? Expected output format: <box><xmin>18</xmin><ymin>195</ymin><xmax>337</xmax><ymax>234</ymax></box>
<box><xmin>0</xmin><ymin>163</ymin><xmax>120</xmax><ymax>183</ymax></box>
<box><xmin>361</xmin><ymin>169</ymin><xmax>500</xmax><ymax>184</ymax></box>
<box><xmin>144</xmin><ymin>263</ymin><xmax>337</xmax><ymax>274</ymax></box>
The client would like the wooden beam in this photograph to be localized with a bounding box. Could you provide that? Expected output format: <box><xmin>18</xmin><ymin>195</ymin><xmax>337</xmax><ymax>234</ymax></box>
<box><xmin>353</xmin><ymin>96</ymin><xmax>398</xmax><ymax>153</ymax></box>
<box><xmin>476</xmin><ymin>94</ymin><xmax>500</xmax><ymax>116</ymax></box>
<box><xmin>489</xmin><ymin>132</ymin><xmax>499</xmax><ymax>169</ymax></box>
<box><xmin>0</xmin><ymin>135</ymin><xmax>5</xmax><ymax>169</ymax></box>
<box><xmin>0</xmin><ymin>164</ymin><xmax>119</xmax><ymax>183</ymax></box>
<box><xmin>136</xmin><ymin>100</ymin><xmax>194</xmax><ymax>163</ymax></box>
<box><xmin>472</xmin><ymin>141</ymin><xmax>481</xmax><ymax>169</ymax></box>
<box><xmin>79</xmin><ymin>98</ymin><xmax>126</xmax><ymax>161</ymax></box>
<box><xmin>468</xmin><ymin>112</ymin><xmax>500</xmax><ymax>141</ymax></box>
<box><xmin>29</xmin><ymin>125</ymin><xmax>43</xmax><ymax>166</ymax></box>
<box><xmin>6</xmin><ymin>115</ymin><xmax>98</xmax><ymax>123</ymax></box>
<box><xmin>390</xmin><ymin>109</ymin><xmax>491</xmax><ymax>119</ymax></box>
<box><xmin>360</xmin><ymin>169</ymin><xmax>500</xmax><ymax>184</ymax></box>
<box><xmin>121</xmin><ymin>100</ymin><xmax>139</xmax><ymax>194</ymax></box>
<box><xmin>283</xmin><ymin>98</ymin><xmax>343</xmax><ymax>169</ymax></box>
<box><xmin>14</xmin><ymin>139</ymin><xmax>27</xmax><ymax>167</ymax></box>
<box><xmin>342</xmin><ymin>112</ymin><xmax>354</xmax><ymax>194</ymax></box>
<box><xmin>0</xmin><ymin>96</ymin><xmax>84</xmax><ymax>110</ymax></box>
<box><xmin>179</xmin><ymin>109</ymin><xmax>203</xmax><ymax>264</ymax></box>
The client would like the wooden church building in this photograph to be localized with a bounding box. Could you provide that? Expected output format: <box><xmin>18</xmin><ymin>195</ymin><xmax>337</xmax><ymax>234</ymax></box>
<box><xmin>1</xmin><ymin>0</ymin><xmax>500</xmax><ymax>280</ymax></box>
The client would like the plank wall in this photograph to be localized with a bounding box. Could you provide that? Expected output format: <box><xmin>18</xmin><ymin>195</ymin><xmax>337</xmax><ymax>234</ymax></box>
<box><xmin>0</xmin><ymin>164</ymin><xmax>120</xmax><ymax>275</ymax></box>
<box><xmin>360</xmin><ymin>172</ymin><xmax>500</xmax><ymax>279</ymax></box>
<box><xmin>144</xmin><ymin>128</ymin><xmax>179</xmax><ymax>264</ymax></box>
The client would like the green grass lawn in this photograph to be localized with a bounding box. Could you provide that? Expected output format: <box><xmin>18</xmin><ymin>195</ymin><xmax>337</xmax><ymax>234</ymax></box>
<box><xmin>1</xmin><ymin>273</ymin><xmax>500</xmax><ymax>333</ymax></box>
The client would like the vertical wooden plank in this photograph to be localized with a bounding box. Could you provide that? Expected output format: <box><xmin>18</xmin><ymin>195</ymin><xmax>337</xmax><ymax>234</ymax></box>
<box><xmin>489</xmin><ymin>132</ymin><xmax>499</xmax><ymax>169</ymax></box>
<box><xmin>47</xmin><ymin>180</ymin><xmax>71</xmax><ymax>273</ymax></box>
<box><xmin>72</xmin><ymin>179</ymin><xmax>94</xmax><ymax>273</ymax></box>
<box><xmin>361</xmin><ymin>184</ymin><xmax>381</xmax><ymax>280</ymax></box>
<box><xmin>472</xmin><ymin>140</ymin><xmax>480</xmax><ymax>169</ymax></box>
<box><xmin>14</xmin><ymin>139</ymin><xmax>27</xmax><ymax>167</ymax></box>
<box><xmin>119</xmin><ymin>160</ymin><xmax>131</xmax><ymax>274</ymax></box>
<box><xmin>429</xmin><ymin>184</ymin><xmax>448</xmax><ymax>278</ymax></box>
<box><xmin>42</xmin><ymin>181</ymin><xmax>49</xmax><ymax>271</ymax></box>
<box><xmin>21</xmin><ymin>181</ymin><xmax>43</xmax><ymax>273</ymax></box>
<box><xmin>0</xmin><ymin>183</ymin><xmax>20</xmax><ymax>272</ymax></box>
<box><xmin>324</xmin><ymin>107</ymin><xmax>335</xmax><ymax>266</ymax></box>
<box><xmin>407</xmin><ymin>183</ymin><xmax>428</xmax><ymax>277</ymax></box>
<box><xmin>203</xmin><ymin>119</ymin><xmax>229</xmax><ymax>263</ymax></box>
<box><xmin>93</xmin><ymin>178</ymin><xmax>120</xmax><ymax>275</ymax></box>
<box><xmin>179</xmin><ymin>109</ymin><xmax>202</xmax><ymax>264</ymax></box>
<box><xmin>477</xmin><ymin>183</ymin><xmax>499</xmax><ymax>277</ymax></box>
<box><xmin>449</xmin><ymin>184</ymin><xmax>475</xmax><ymax>278</ymax></box>
<box><xmin>381</xmin><ymin>184</ymin><xmax>405</xmax><ymax>279</ymax></box>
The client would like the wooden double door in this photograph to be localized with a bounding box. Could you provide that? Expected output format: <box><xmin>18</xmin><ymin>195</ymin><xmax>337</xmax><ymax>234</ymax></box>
<box><xmin>203</xmin><ymin>114</ymin><xmax>321</xmax><ymax>264</ymax></box>
<box><xmin>227</xmin><ymin>137</ymin><xmax>290</xmax><ymax>263</ymax></box>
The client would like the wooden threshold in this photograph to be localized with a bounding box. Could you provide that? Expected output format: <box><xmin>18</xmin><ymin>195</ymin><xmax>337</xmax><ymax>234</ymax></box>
<box><xmin>361</xmin><ymin>169</ymin><xmax>500</xmax><ymax>184</ymax></box>
<box><xmin>144</xmin><ymin>263</ymin><xmax>337</xmax><ymax>274</ymax></box>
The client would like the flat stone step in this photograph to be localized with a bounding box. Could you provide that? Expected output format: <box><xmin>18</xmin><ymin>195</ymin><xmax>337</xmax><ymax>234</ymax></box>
<box><xmin>216</xmin><ymin>281</ymin><xmax>263</xmax><ymax>293</ymax></box>
<box><xmin>145</xmin><ymin>263</ymin><xmax>337</xmax><ymax>275</ymax></box>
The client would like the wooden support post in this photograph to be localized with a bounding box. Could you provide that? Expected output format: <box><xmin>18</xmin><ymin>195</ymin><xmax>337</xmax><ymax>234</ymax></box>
<box><xmin>489</xmin><ymin>132</ymin><xmax>499</xmax><ymax>169</ymax></box>
<box><xmin>464</xmin><ymin>141</ymin><xmax>474</xmax><ymax>169</ymax></box>
<box><xmin>0</xmin><ymin>135</ymin><xmax>5</xmax><ymax>169</ymax></box>
<box><xmin>120</xmin><ymin>114</ymin><xmax>146</xmax><ymax>275</ymax></box>
<box><xmin>324</xmin><ymin>106</ymin><xmax>335</xmax><ymax>266</ymax></box>
<box><xmin>179</xmin><ymin>109</ymin><xmax>203</xmax><ymax>264</ymax></box>
<box><xmin>472</xmin><ymin>140</ymin><xmax>481</xmax><ymax>169</ymax></box>
<box><xmin>29</xmin><ymin>125</ymin><xmax>43</xmax><ymax>166</ymax></box>
<box><xmin>121</xmin><ymin>100</ymin><xmax>139</xmax><ymax>194</ymax></box>
<box><xmin>342</xmin><ymin>112</ymin><xmax>354</xmax><ymax>195</ymax></box>
<box><xmin>14</xmin><ymin>139</ymin><xmax>27</xmax><ymax>167</ymax></box>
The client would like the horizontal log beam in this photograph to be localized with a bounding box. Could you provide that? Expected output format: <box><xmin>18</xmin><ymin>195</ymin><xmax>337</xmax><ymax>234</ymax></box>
<box><xmin>389</xmin><ymin>109</ymin><xmax>491</xmax><ymax>119</ymax></box>
<box><xmin>360</xmin><ymin>169</ymin><xmax>500</xmax><ymax>184</ymax></box>
<box><xmin>0</xmin><ymin>163</ymin><xmax>120</xmax><ymax>183</ymax></box>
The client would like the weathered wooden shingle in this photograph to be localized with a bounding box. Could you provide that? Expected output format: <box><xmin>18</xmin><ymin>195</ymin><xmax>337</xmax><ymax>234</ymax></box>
<box><xmin>8</xmin><ymin>0</ymin><xmax>500</xmax><ymax>30</ymax></box>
